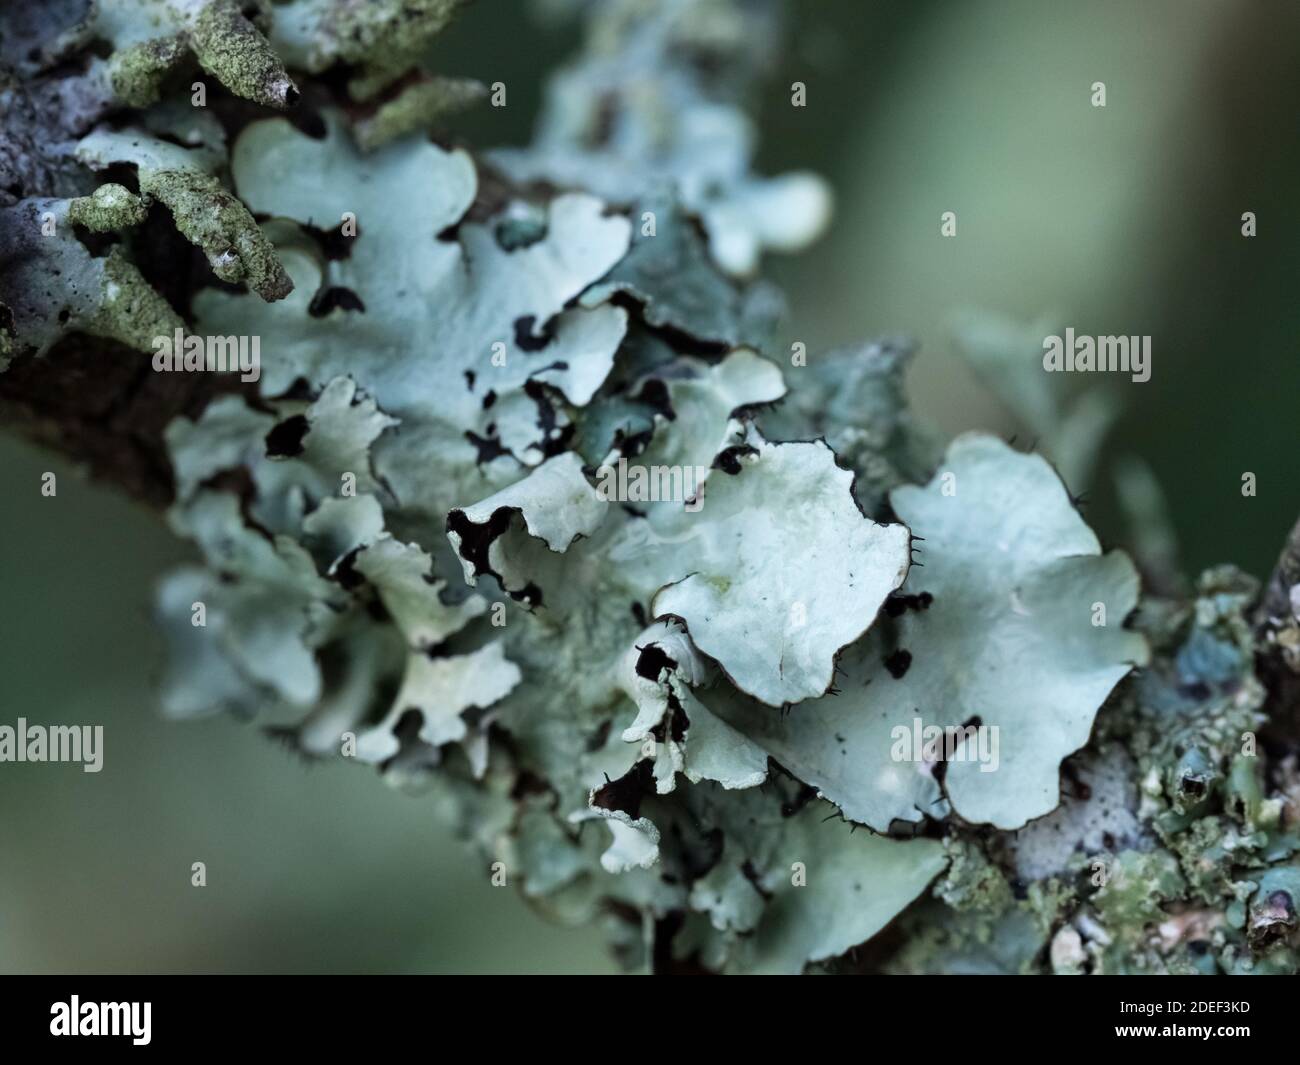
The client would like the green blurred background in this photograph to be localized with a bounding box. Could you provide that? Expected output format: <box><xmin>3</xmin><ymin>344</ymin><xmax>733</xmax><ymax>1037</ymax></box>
<box><xmin>1</xmin><ymin>0</ymin><xmax>1296</xmax><ymax>973</ymax></box>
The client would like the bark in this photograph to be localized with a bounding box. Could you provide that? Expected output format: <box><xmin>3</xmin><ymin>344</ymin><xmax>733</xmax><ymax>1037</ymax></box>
<box><xmin>0</xmin><ymin>332</ymin><xmax>249</xmax><ymax>507</ymax></box>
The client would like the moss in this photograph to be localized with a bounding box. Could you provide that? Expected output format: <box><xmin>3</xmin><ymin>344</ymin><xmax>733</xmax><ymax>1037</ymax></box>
<box><xmin>67</xmin><ymin>184</ymin><xmax>147</xmax><ymax>232</ymax></box>
<box><xmin>138</xmin><ymin>168</ymin><xmax>292</xmax><ymax>301</ymax></box>
<box><xmin>190</xmin><ymin>0</ymin><xmax>297</xmax><ymax>109</ymax></box>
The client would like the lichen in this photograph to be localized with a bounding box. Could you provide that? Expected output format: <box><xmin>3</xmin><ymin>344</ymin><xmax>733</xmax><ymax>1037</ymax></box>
<box><xmin>107</xmin><ymin>34</ymin><xmax>188</xmax><ymax>108</ymax></box>
<box><xmin>269</xmin><ymin>0</ymin><xmax>467</xmax><ymax>99</ymax></box>
<box><xmin>0</xmin><ymin>198</ymin><xmax>181</xmax><ymax>356</ymax></box>
<box><xmin>142</xmin><ymin>166</ymin><xmax>291</xmax><ymax>299</ymax></box>
<box><xmin>4</xmin><ymin>0</ymin><xmax>1300</xmax><ymax>977</ymax></box>
<box><xmin>89</xmin><ymin>246</ymin><xmax>186</xmax><ymax>349</ymax></box>
<box><xmin>66</xmin><ymin>182</ymin><xmax>146</xmax><ymax>231</ymax></box>
<box><xmin>77</xmin><ymin>127</ymin><xmax>293</xmax><ymax>301</ymax></box>
<box><xmin>92</xmin><ymin>0</ymin><xmax>297</xmax><ymax>109</ymax></box>
<box><xmin>352</xmin><ymin>76</ymin><xmax>486</xmax><ymax>152</ymax></box>
<box><xmin>489</xmin><ymin>0</ymin><xmax>831</xmax><ymax>276</ymax></box>
<box><xmin>190</xmin><ymin>0</ymin><xmax>298</xmax><ymax>108</ymax></box>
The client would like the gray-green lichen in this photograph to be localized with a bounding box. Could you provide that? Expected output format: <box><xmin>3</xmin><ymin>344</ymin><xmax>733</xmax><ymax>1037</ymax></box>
<box><xmin>490</xmin><ymin>0</ymin><xmax>831</xmax><ymax>277</ymax></box>
<box><xmin>90</xmin><ymin>244</ymin><xmax>187</xmax><ymax>346</ymax></box>
<box><xmin>190</xmin><ymin>0</ymin><xmax>297</xmax><ymax>107</ymax></box>
<box><xmin>77</xmin><ymin>127</ymin><xmax>292</xmax><ymax>301</ymax></box>
<box><xmin>91</xmin><ymin>0</ymin><xmax>298</xmax><ymax>109</ymax></box>
<box><xmin>0</xmin><ymin>197</ymin><xmax>181</xmax><ymax>355</ymax></box>
<box><xmin>3</xmin><ymin>0</ymin><xmax>1300</xmax><ymax>976</ymax></box>
<box><xmin>66</xmin><ymin>182</ymin><xmax>146</xmax><ymax>231</ymax></box>
<box><xmin>352</xmin><ymin>76</ymin><xmax>487</xmax><ymax>152</ymax></box>
<box><xmin>269</xmin><ymin>0</ymin><xmax>468</xmax><ymax>99</ymax></box>
<box><xmin>106</xmin><ymin>33</ymin><xmax>189</xmax><ymax>108</ymax></box>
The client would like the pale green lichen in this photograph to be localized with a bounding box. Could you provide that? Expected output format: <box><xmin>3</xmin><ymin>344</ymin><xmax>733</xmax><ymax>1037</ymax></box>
<box><xmin>93</xmin><ymin>0</ymin><xmax>297</xmax><ymax>109</ymax></box>
<box><xmin>270</xmin><ymin>0</ymin><xmax>467</xmax><ymax>99</ymax></box>
<box><xmin>0</xmin><ymin>198</ymin><xmax>181</xmax><ymax>356</ymax></box>
<box><xmin>77</xmin><ymin>128</ymin><xmax>292</xmax><ymax>301</ymax></box>
<box><xmin>5</xmin><ymin>0</ymin><xmax>1300</xmax><ymax>977</ymax></box>
<box><xmin>491</xmin><ymin>0</ymin><xmax>831</xmax><ymax>276</ymax></box>
<box><xmin>137</xmin><ymin>1</ymin><xmax>1300</xmax><ymax>965</ymax></box>
<box><xmin>710</xmin><ymin>434</ymin><xmax>1148</xmax><ymax>831</ymax></box>
<box><xmin>190</xmin><ymin>0</ymin><xmax>298</xmax><ymax>108</ymax></box>
<box><xmin>352</xmin><ymin>76</ymin><xmax>487</xmax><ymax>152</ymax></box>
<box><xmin>195</xmin><ymin>110</ymin><xmax>629</xmax><ymax>525</ymax></box>
<box><xmin>88</xmin><ymin>246</ymin><xmax>186</xmax><ymax>349</ymax></box>
<box><xmin>107</xmin><ymin>33</ymin><xmax>188</xmax><ymax>108</ymax></box>
<box><xmin>66</xmin><ymin>182</ymin><xmax>147</xmax><ymax>231</ymax></box>
<box><xmin>142</xmin><ymin>166</ymin><xmax>291</xmax><ymax>299</ymax></box>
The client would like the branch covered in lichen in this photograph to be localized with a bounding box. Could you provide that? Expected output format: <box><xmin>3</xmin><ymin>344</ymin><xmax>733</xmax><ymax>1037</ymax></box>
<box><xmin>2</xmin><ymin>0</ymin><xmax>1299</xmax><ymax>977</ymax></box>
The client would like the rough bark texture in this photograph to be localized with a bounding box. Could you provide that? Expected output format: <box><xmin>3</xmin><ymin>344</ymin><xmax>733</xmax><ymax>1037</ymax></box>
<box><xmin>0</xmin><ymin>333</ymin><xmax>246</xmax><ymax>506</ymax></box>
